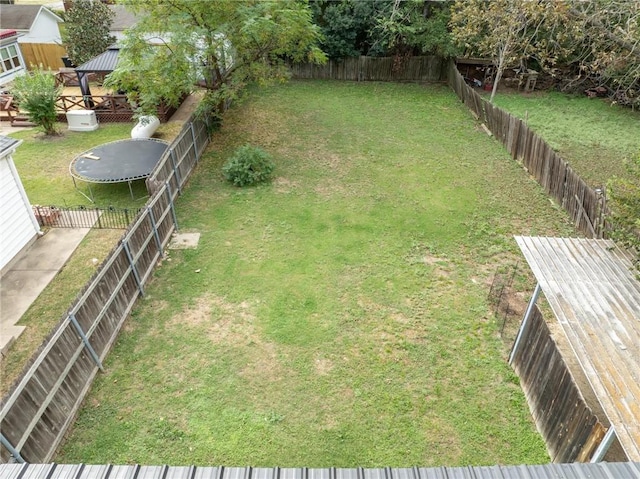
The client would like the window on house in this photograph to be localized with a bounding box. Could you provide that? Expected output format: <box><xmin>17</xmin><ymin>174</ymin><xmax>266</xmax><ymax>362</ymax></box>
<box><xmin>1</xmin><ymin>45</ymin><xmax>23</xmax><ymax>75</ymax></box>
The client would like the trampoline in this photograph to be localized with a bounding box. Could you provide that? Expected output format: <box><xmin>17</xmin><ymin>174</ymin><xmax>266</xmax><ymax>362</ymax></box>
<box><xmin>70</xmin><ymin>138</ymin><xmax>169</xmax><ymax>201</ymax></box>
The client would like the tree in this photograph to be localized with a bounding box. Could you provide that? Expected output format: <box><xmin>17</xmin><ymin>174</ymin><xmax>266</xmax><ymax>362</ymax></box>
<box><xmin>374</xmin><ymin>0</ymin><xmax>459</xmax><ymax>58</ymax></box>
<box><xmin>11</xmin><ymin>68</ymin><xmax>61</xmax><ymax>136</ymax></box>
<box><xmin>562</xmin><ymin>1</ymin><xmax>640</xmax><ymax>108</ymax></box>
<box><xmin>310</xmin><ymin>0</ymin><xmax>389</xmax><ymax>58</ymax></box>
<box><xmin>62</xmin><ymin>0</ymin><xmax>116</xmax><ymax>66</ymax></box>
<box><xmin>450</xmin><ymin>0</ymin><xmax>569</xmax><ymax>102</ymax></box>
<box><xmin>104</xmin><ymin>0</ymin><xmax>326</xmax><ymax>118</ymax></box>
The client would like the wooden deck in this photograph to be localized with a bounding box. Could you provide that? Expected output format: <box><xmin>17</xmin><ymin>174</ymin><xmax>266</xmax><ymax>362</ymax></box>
<box><xmin>515</xmin><ymin>236</ymin><xmax>640</xmax><ymax>461</ymax></box>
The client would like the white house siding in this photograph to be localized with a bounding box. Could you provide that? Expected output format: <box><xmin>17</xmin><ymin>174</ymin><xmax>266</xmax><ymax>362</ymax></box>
<box><xmin>17</xmin><ymin>9</ymin><xmax>62</xmax><ymax>44</ymax></box>
<box><xmin>0</xmin><ymin>155</ymin><xmax>40</xmax><ymax>273</ymax></box>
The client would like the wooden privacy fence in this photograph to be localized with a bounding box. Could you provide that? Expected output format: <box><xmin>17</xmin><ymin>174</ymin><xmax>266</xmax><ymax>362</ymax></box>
<box><xmin>447</xmin><ymin>61</ymin><xmax>608</xmax><ymax>238</ymax></box>
<box><xmin>291</xmin><ymin>56</ymin><xmax>446</xmax><ymax>83</ymax></box>
<box><xmin>0</xmin><ymin>114</ymin><xmax>210</xmax><ymax>464</ymax></box>
<box><xmin>510</xmin><ymin>305</ymin><xmax>607</xmax><ymax>462</ymax></box>
<box><xmin>19</xmin><ymin>43</ymin><xmax>66</xmax><ymax>71</ymax></box>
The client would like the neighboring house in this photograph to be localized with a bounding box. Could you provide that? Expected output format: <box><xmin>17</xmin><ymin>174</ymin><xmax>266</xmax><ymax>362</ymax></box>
<box><xmin>0</xmin><ymin>4</ymin><xmax>65</xmax><ymax>70</ymax></box>
<box><xmin>109</xmin><ymin>4</ymin><xmax>142</xmax><ymax>41</ymax></box>
<box><xmin>0</xmin><ymin>29</ymin><xmax>26</xmax><ymax>85</ymax></box>
<box><xmin>0</xmin><ymin>135</ymin><xmax>40</xmax><ymax>274</ymax></box>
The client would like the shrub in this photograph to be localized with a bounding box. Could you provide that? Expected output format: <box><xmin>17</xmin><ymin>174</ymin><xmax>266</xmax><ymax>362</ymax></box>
<box><xmin>11</xmin><ymin>67</ymin><xmax>61</xmax><ymax>136</ymax></box>
<box><xmin>223</xmin><ymin>145</ymin><xmax>275</xmax><ymax>187</ymax></box>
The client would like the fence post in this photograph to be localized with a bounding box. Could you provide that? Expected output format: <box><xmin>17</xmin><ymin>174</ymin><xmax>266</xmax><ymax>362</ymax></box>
<box><xmin>147</xmin><ymin>206</ymin><xmax>164</xmax><ymax>256</ymax></box>
<box><xmin>169</xmin><ymin>148</ymin><xmax>183</xmax><ymax>194</ymax></box>
<box><xmin>95</xmin><ymin>207</ymin><xmax>103</xmax><ymax>229</ymax></box>
<box><xmin>509</xmin><ymin>283</ymin><xmax>541</xmax><ymax>365</ymax></box>
<box><xmin>122</xmin><ymin>238</ymin><xmax>145</xmax><ymax>296</ymax></box>
<box><xmin>191</xmin><ymin>122</ymin><xmax>199</xmax><ymax>161</ymax></box>
<box><xmin>68</xmin><ymin>313</ymin><xmax>104</xmax><ymax>371</ymax></box>
<box><xmin>165</xmin><ymin>182</ymin><xmax>179</xmax><ymax>231</ymax></box>
<box><xmin>1</xmin><ymin>433</ymin><xmax>25</xmax><ymax>463</ymax></box>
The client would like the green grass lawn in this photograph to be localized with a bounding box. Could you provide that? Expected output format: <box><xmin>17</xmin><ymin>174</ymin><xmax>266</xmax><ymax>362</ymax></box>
<box><xmin>491</xmin><ymin>90</ymin><xmax>640</xmax><ymax>187</ymax></box>
<box><xmin>1</xmin><ymin>119</ymin><xmax>186</xmax><ymax>393</ymax></box>
<box><xmin>10</xmin><ymin>123</ymin><xmax>155</xmax><ymax>208</ymax></box>
<box><xmin>57</xmin><ymin>81</ymin><xmax>576</xmax><ymax>467</ymax></box>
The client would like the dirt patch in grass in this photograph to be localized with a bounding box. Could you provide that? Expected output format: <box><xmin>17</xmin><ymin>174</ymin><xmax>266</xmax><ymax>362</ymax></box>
<box><xmin>273</xmin><ymin>176</ymin><xmax>300</xmax><ymax>194</ymax></box>
<box><xmin>167</xmin><ymin>294</ymin><xmax>284</xmax><ymax>383</ymax></box>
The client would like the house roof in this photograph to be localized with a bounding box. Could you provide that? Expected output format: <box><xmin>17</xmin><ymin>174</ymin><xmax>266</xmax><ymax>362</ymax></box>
<box><xmin>515</xmin><ymin>236</ymin><xmax>640</xmax><ymax>461</ymax></box>
<box><xmin>2</xmin><ymin>463</ymin><xmax>640</xmax><ymax>479</ymax></box>
<box><xmin>0</xmin><ymin>135</ymin><xmax>21</xmax><ymax>159</ymax></box>
<box><xmin>75</xmin><ymin>47</ymin><xmax>120</xmax><ymax>73</ymax></box>
<box><xmin>0</xmin><ymin>29</ymin><xmax>18</xmax><ymax>40</ymax></box>
<box><xmin>109</xmin><ymin>4</ymin><xmax>142</xmax><ymax>32</ymax></box>
<box><xmin>0</xmin><ymin>5</ymin><xmax>63</xmax><ymax>32</ymax></box>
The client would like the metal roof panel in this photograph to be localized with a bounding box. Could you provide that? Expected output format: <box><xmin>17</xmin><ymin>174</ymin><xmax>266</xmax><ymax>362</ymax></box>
<box><xmin>514</xmin><ymin>236</ymin><xmax>640</xmax><ymax>461</ymax></box>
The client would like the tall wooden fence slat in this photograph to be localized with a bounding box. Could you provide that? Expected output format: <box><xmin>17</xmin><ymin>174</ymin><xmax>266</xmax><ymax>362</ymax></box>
<box><xmin>19</xmin><ymin>43</ymin><xmax>66</xmax><ymax>71</ymax></box>
<box><xmin>445</xmin><ymin>60</ymin><xmax>608</xmax><ymax>238</ymax></box>
<box><xmin>291</xmin><ymin>56</ymin><xmax>446</xmax><ymax>83</ymax></box>
<box><xmin>511</xmin><ymin>306</ymin><xmax>606</xmax><ymax>462</ymax></box>
<box><xmin>0</xmin><ymin>113</ymin><xmax>210</xmax><ymax>464</ymax></box>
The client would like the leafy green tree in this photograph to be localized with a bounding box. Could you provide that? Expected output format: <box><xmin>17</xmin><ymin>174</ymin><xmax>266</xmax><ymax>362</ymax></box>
<box><xmin>11</xmin><ymin>68</ymin><xmax>62</xmax><ymax>136</ymax></box>
<box><xmin>310</xmin><ymin>0</ymin><xmax>389</xmax><ymax>58</ymax></box>
<box><xmin>104</xmin><ymin>0</ymin><xmax>326</xmax><ymax>118</ymax></box>
<box><xmin>62</xmin><ymin>0</ymin><xmax>116</xmax><ymax>66</ymax></box>
<box><xmin>563</xmin><ymin>1</ymin><xmax>640</xmax><ymax>107</ymax></box>
<box><xmin>374</xmin><ymin>0</ymin><xmax>459</xmax><ymax>58</ymax></box>
<box><xmin>450</xmin><ymin>0</ymin><xmax>569</xmax><ymax>102</ymax></box>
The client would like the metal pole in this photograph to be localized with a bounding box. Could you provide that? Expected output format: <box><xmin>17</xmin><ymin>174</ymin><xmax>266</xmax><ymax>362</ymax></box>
<box><xmin>68</xmin><ymin>313</ymin><xmax>104</xmax><ymax>371</ymax></box>
<box><xmin>590</xmin><ymin>426</ymin><xmax>617</xmax><ymax>462</ymax></box>
<box><xmin>165</xmin><ymin>182</ymin><xmax>179</xmax><ymax>231</ymax></box>
<box><xmin>509</xmin><ymin>282</ymin><xmax>541</xmax><ymax>365</ymax></box>
<box><xmin>147</xmin><ymin>206</ymin><xmax>163</xmax><ymax>256</ymax></box>
<box><xmin>1</xmin><ymin>434</ymin><xmax>25</xmax><ymax>463</ymax></box>
<box><xmin>191</xmin><ymin>122</ymin><xmax>199</xmax><ymax>161</ymax></box>
<box><xmin>169</xmin><ymin>148</ymin><xmax>182</xmax><ymax>194</ymax></box>
<box><xmin>123</xmin><ymin>239</ymin><xmax>145</xmax><ymax>296</ymax></box>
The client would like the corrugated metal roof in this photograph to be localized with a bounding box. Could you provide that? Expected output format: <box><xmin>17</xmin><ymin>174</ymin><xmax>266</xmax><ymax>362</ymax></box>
<box><xmin>75</xmin><ymin>48</ymin><xmax>120</xmax><ymax>73</ymax></box>
<box><xmin>515</xmin><ymin>236</ymin><xmax>640</xmax><ymax>461</ymax></box>
<box><xmin>2</xmin><ymin>463</ymin><xmax>640</xmax><ymax>479</ymax></box>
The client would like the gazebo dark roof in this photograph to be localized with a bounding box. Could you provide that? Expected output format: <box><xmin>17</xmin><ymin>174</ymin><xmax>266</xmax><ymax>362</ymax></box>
<box><xmin>75</xmin><ymin>46</ymin><xmax>120</xmax><ymax>73</ymax></box>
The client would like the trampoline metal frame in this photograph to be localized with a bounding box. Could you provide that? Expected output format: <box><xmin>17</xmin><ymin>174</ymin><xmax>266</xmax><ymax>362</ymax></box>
<box><xmin>69</xmin><ymin>138</ymin><xmax>169</xmax><ymax>202</ymax></box>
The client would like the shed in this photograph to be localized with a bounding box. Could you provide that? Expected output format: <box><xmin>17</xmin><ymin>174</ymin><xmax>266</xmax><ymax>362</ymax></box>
<box><xmin>512</xmin><ymin>236</ymin><xmax>640</xmax><ymax>462</ymax></box>
<box><xmin>0</xmin><ymin>135</ymin><xmax>40</xmax><ymax>274</ymax></box>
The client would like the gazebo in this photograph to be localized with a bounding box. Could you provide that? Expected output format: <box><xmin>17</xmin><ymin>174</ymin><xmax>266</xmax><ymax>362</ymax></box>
<box><xmin>74</xmin><ymin>45</ymin><xmax>120</xmax><ymax>103</ymax></box>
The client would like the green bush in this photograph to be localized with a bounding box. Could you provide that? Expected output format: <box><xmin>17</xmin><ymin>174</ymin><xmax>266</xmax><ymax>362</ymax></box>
<box><xmin>12</xmin><ymin>67</ymin><xmax>61</xmax><ymax>136</ymax></box>
<box><xmin>223</xmin><ymin>145</ymin><xmax>275</xmax><ymax>187</ymax></box>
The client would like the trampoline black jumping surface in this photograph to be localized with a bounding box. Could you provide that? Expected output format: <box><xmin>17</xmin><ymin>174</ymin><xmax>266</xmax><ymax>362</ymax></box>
<box><xmin>70</xmin><ymin>138</ymin><xmax>169</xmax><ymax>183</ymax></box>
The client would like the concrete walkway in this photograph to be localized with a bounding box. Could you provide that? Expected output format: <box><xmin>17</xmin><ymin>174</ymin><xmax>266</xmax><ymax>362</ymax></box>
<box><xmin>0</xmin><ymin>228</ymin><xmax>90</xmax><ymax>354</ymax></box>
<box><xmin>0</xmin><ymin>93</ymin><xmax>201</xmax><ymax>354</ymax></box>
